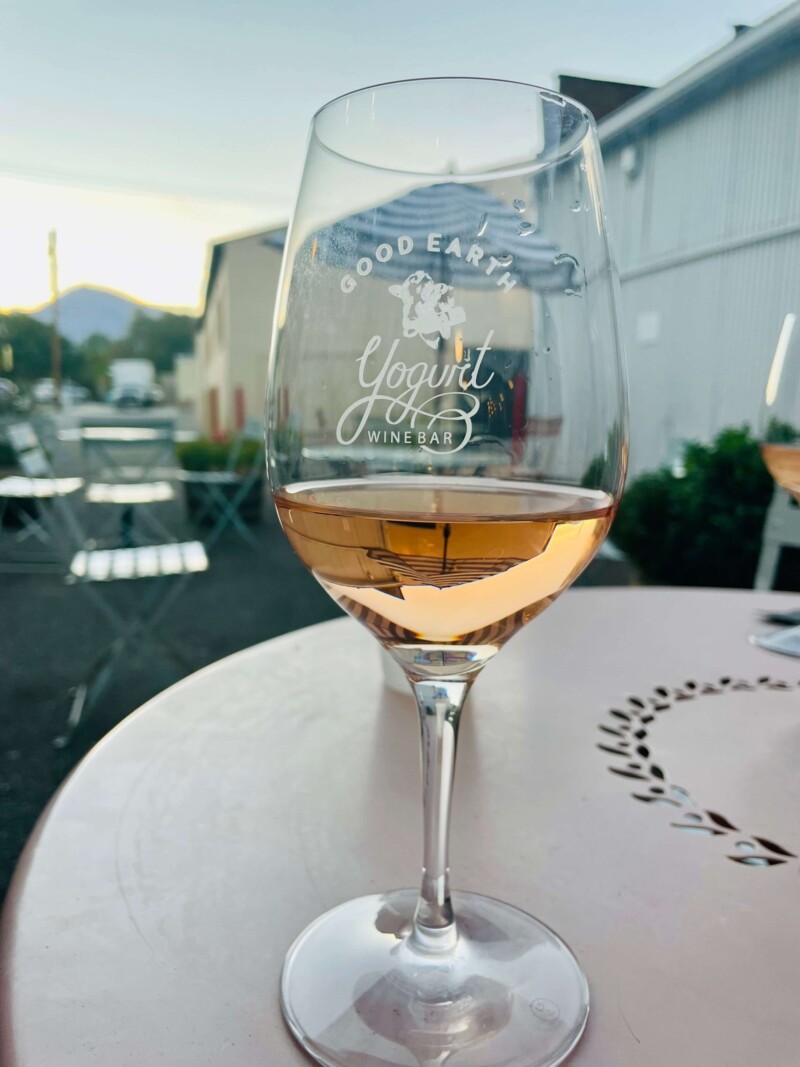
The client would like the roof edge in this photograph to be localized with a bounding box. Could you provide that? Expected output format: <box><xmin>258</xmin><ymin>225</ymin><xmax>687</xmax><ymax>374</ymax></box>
<box><xmin>598</xmin><ymin>2</ymin><xmax>800</xmax><ymax>146</ymax></box>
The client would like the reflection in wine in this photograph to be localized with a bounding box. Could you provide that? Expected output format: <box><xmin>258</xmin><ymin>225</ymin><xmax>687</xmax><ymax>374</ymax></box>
<box><xmin>275</xmin><ymin>477</ymin><xmax>614</xmax><ymax>666</ymax></box>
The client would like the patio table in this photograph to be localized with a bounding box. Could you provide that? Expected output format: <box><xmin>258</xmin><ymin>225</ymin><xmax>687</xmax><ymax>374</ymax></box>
<box><xmin>2</xmin><ymin>587</ymin><xmax>799</xmax><ymax>1066</ymax></box>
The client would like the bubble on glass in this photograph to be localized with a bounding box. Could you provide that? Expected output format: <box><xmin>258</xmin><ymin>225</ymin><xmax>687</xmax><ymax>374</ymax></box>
<box><xmin>496</xmin><ymin>254</ymin><xmax>514</xmax><ymax>267</ymax></box>
<box><xmin>564</xmin><ymin>288</ymin><xmax>582</xmax><ymax>298</ymax></box>
<box><xmin>512</xmin><ymin>199</ymin><xmax>526</xmax><ymax>213</ymax></box>
<box><xmin>517</xmin><ymin>221</ymin><xmax>537</xmax><ymax>237</ymax></box>
<box><xmin>579</xmin><ymin>161</ymin><xmax>587</xmax><ymax>172</ymax></box>
<box><xmin>570</xmin><ymin>201</ymin><xmax>582</xmax><ymax>213</ymax></box>
<box><xmin>553</xmin><ymin>252</ymin><xmax>580</xmax><ymax>269</ymax></box>
<box><xmin>475</xmin><ymin>213</ymin><xmax>489</xmax><ymax>238</ymax></box>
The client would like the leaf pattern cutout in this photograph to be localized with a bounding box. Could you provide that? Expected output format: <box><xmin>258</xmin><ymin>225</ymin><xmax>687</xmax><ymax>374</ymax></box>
<box><xmin>598</xmin><ymin>744</ymin><xmax>629</xmax><ymax>756</ymax></box>
<box><xmin>753</xmin><ymin>837</ymin><xmax>796</xmax><ymax>858</ymax></box>
<box><xmin>730</xmin><ymin>856</ymin><xmax>786</xmax><ymax>867</ymax></box>
<box><xmin>600</xmin><ymin>674</ymin><xmax>799</xmax><ymax>873</ymax></box>
<box><xmin>599</xmin><ymin>725</ymin><xmax>626</xmax><ymax>738</ymax></box>
<box><xmin>706</xmin><ymin>811</ymin><xmax>739</xmax><ymax>832</ymax></box>
<box><xmin>672</xmin><ymin>824</ymin><xmax>727</xmax><ymax>837</ymax></box>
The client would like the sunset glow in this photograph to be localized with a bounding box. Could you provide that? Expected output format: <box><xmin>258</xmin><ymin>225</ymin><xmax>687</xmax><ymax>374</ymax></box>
<box><xmin>0</xmin><ymin>176</ymin><xmax>270</xmax><ymax>312</ymax></box>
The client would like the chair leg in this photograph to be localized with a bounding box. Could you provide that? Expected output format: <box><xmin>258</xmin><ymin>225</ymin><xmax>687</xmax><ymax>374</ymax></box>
<box><xmin>54</xmin><ymin>684</ymin><xmax>89</xmax><ymax>748</ymax></box>
<box><xmin>15</xmin><ymin>504</ymin><xmax>50</xmax><ymax>544</ymax></box>
<box><xmin>204</xmin><ymin>482</ymin><xmax>258</xmax><ymax>550</ymax></box>
<box><xmin>53</xmin><ymin>635</ymin><xmax>127</xmax><ymax>747</ymax></box>
<box><xmin>120</xmin><ymin>505</ymin><xmax>135</xmax><ymax>548</ymax></box>
<box><xmin>57</xmin><ymin>568</ymin><xmax>202</xmax><ymax>745</ymax></box>
<box><xmin>754</xmin><ymin>542</ymin><xmax>780</xmax><ymax>591</ymax></box>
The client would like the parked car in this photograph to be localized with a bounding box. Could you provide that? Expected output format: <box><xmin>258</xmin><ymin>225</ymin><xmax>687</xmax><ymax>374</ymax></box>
<box><xmin>113</xmin><ymin>385</ymin><xmax>151</xmax><ymax>408</ymax></box>
<box><xmin>32</xmin><ymin>378</ymin><xmax>90</xmax><ymax>405</ymax></box>
<box><xmin>60</xmin><ymin>381</ymin><xmax>91</xmax><ymax>405</ymax></box>
<box><xmin>108</xmin><ymin>359</ymin><xmax>160</xmax><ymax>407</ymax></box>
<box><xmin>32</xmin><ymin>377</ymin><xmax>58</xmax><ymax>404</ymax></box>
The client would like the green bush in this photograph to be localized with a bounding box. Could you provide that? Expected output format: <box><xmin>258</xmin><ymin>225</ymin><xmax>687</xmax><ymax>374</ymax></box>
<box><xmin>612</xmin><ymin>428</ymin><xmax>774</xmax><ymax>587</ymax></box>
<box><xmin>176</xmin><ymin>437</ymin><xmax>262</xmax><ymax>474</ymax></box>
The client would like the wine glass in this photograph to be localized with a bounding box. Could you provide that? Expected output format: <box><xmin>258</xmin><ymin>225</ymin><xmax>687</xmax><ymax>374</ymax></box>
<box><xmin>267</xmin><ymin>78</ymin><xmax>627</xmax><ymax>1067</ymax></box>
<box><xmin>760</xmin><ymin>313</ymin><xmax>800</xmax><ymax>502</ymax></box>
<box><xmin>753</xmin><ymin>313</ymin><xmax>800</xmax><ymax>655</ymax></box>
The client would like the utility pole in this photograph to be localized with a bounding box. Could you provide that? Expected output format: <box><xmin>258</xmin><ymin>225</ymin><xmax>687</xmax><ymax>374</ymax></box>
<box><xmin>48</xmin><ymin>229</ymin><xmax>62</xmax><ymax>404</ymax></box>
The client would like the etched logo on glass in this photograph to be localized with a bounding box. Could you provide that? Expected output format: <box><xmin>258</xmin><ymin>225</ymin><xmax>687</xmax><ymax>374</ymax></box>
<box><xmin>388</xmin><ymin>271</ymin><xmax>466</xmax><ymax>350</ymax></box>
<box><xmin>335</xmin><ymin>241</ymin><xmax>499</xmax><ymax>456</ymax></box>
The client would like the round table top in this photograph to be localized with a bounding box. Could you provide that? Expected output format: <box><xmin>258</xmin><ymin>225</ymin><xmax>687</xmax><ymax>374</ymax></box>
<box><xmin>3</xmin><ymin>587</ymin><xmax>800</xmax><ymax>1066</ymax></box>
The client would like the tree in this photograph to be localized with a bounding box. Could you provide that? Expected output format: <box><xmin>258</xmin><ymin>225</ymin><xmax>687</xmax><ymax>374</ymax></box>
<box><xmin>112</xmin><ymin>311</ymin><xmax>196</xmax><ymax>374</ymax></box>
<box><xmin>0</xmin><ymin>312</ymin><xmax>79</xmax><ymax>383</ymax></box>
<box><xmin>0</xmin><ymin>306</ymin><xmax>197</xmax><ymax>390</ymax></box>
<box><xmin>76</xmin><ymin>333</ymin><xmax>113</xmax><ymax>393</ymax></box>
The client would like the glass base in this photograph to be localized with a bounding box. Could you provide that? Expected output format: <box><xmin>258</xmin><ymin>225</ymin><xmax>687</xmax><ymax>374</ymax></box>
<box><xmin>281</xmin><ymin>889</ymin><xmax>589</xmax><ymax>1067</ymax></box>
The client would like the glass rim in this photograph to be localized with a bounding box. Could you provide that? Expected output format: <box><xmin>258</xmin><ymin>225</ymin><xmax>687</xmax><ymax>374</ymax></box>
<box><xmin>311</xmin><ymin>76</ymin><xmax>595</xmax><ymax>179</ymax></box>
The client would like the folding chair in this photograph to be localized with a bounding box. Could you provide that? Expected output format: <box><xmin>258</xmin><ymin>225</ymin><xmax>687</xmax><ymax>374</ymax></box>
<box><xmin>78</xmin><ymin>417</ymin><xmax>179</xmax><ymax>546</ymax></box>
<box><xmin>78</xmin><ymin>416</ymin><xmax>177</xmax><ymax>482</ymax></box>
<box><xmin>3</xmin><ymin>423</ymin><xmax>209</xmax><ymax>744</ymax></box>
<box><xmin>84</xmin><ymin>480</ymin><xmax>177</xmax><ymax>547</ymax></box>
<box><xmin>0</xmin><ymin>423</ymin><xmax>84</xmax><ymax>565</ymax></box>
<box><xmin>179</xmin><ymin>418</ymin><xmax>264</xmax><ymax>550</ymax></box>
<box><xmin>59</xmin><ymin>540</ymin><xmax>208</xmax><ymax>746</ymax></box>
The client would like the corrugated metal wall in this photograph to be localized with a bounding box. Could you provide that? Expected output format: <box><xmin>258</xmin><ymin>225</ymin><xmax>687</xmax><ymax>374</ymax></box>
<box><xmin>602</xmin><ymin>46</ymin><xmax>800</xmax><ymax>475</ymax></box>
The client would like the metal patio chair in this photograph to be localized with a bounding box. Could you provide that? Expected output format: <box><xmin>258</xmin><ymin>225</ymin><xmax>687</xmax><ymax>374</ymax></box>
<box><xmin>3</xmin><ymin>422</ymin><xmax>210</xmax><ymax>744</ymax></box>
<box><xmin>84</xmin><ymin>479</ymin><xmax>177</xmax><ymax>547</ymax></box>
<box><xmin>78</xmin><ymin>415</ymin><xmax>177</xmax><ymax>482</ymax></box>
<box><xmin>179</xmin><ymin>418</ymin><xmax>264</xmax><ymax>549</ymax></box>
<box><xmin>59</xmin><ymin>540</ymin><xmax>208</xmax><ymax>746</ymax></box>
<box><xmin>77</xmin><ymin>416</ymin><xmax>180</xmax><ymax>546</ymax></box>
<box><xmin>0</xmin><ymin>423</ymin><xmax>84</xmax><ymax>564</ymax></box>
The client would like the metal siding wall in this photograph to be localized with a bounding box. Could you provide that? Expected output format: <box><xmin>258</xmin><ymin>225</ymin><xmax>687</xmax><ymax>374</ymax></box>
<box><xmin>601</xmin><ymin>47</ymin><xmax>800</xmax><ymax>475</ymax></box>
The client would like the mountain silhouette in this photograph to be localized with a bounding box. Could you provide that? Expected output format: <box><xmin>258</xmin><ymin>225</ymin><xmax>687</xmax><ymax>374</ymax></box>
<box><xmin>27</xmin><ymin>286</ymin><xmax>190</xmax><ymax>344</ymax></box>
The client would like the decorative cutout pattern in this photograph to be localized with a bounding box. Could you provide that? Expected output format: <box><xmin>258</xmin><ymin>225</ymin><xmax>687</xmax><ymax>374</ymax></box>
<box><xmin>597</xmin><ymin>676</ymin><xmax>799</xmax><ymax>869</ymax></box>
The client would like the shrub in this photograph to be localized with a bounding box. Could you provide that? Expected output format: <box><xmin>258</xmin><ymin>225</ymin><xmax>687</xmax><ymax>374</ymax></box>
<box><xmin>612</xmin><ymin>428</ymin><xmax>774</xmax><ymax>587</ymax></box>
<box><xmin>176</xmin><ymin>437</ymin><xmax>262</xmax><ymax>474</ymax></box>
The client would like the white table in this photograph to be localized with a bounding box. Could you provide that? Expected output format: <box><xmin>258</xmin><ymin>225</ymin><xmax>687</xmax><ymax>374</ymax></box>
<box><xmin>2</xmin><ymin>588</ymin><xmax>800</xmax><ymax>1065</ymax></box>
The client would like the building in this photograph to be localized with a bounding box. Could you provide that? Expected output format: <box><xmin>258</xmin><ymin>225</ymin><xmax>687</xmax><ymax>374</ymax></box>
<box><xmin>195</xmin><ymin>225</ymin><xmax>286</xmax><ymax>436</ymax></box>
<box><xmin>558</xmin><ymin>74</ymin><xmax>651</xmax><ymax>122</ymax></box>
<box><xmin>173</xmin><ymin>353</ymin><xmax>197</xmax><ymax>407</ymax></box>
<box><xmin>595</xmin><ymin>2</ymin><xmax>800</xmax><ymax>476</ymax></box>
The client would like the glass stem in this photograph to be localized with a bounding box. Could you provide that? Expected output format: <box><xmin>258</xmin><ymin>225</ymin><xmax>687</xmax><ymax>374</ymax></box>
<box><xmin>410</xmin><ymin>678</ymin><xmax>469</xmax><ymax>952</ymax></box>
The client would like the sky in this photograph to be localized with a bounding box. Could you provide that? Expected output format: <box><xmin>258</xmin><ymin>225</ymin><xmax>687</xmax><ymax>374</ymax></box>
<box><xmin>0</xmin><ymin>0</ymin><xmax>787</xmax><ymax>312</ymax></box>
